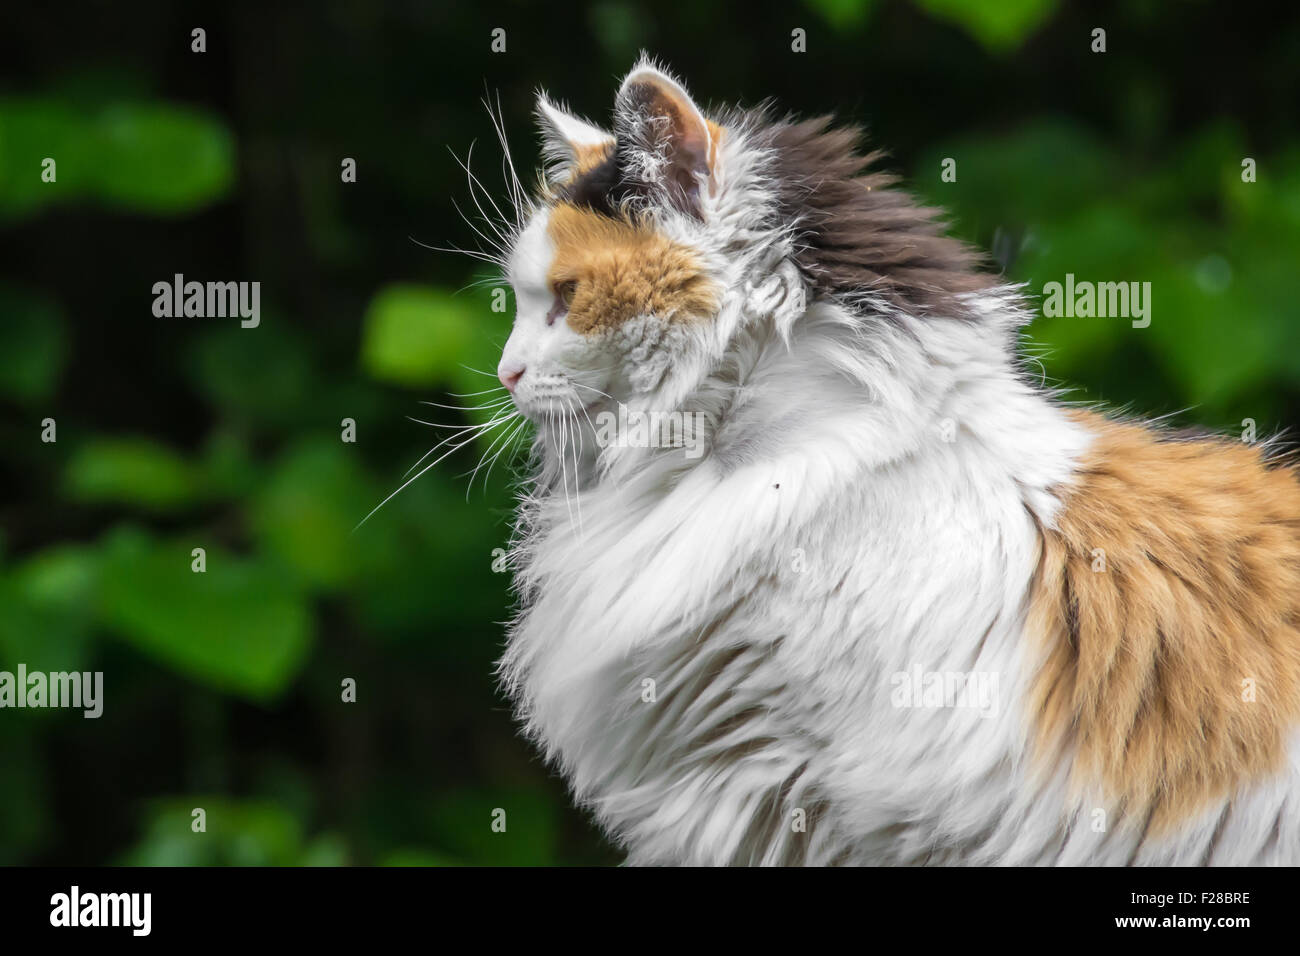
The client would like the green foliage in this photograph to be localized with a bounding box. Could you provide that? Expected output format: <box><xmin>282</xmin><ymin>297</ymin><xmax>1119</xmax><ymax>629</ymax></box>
<box><xmin>805</xmin><ymin>0</ymin><xmax>1057</xmax><ymax>48</ymax></box>
<box><xmin>123</xmin><ymin>798</ymin><xmax>347</xmax><ymax>866</ymax></box>
<box><xmin>93</xmin><ymin>104</ymin><xmax>236</xmax><ymax>213</ymax></box>
<box><xmin>97</xmin><ymin>527</ymin><xmax>313</xmax><ymax>701</ymax></box>
<box><xmin>0</xmin><ymin>285</ymin><xmax>67</xmax><ymax>403</ymax></box>
<box><xmin>913</xmin><ymin>0</ymin><xmax>1059</xmax><ymax>51</ymax></box>
<box><xmin>251</xmin><ymin>439</ymin><xmax>376</xmax><ymax>590</ymax></box>
<box><xmin>361</xmin><ymin>283</ymin><xmax>510</xmax><ymax>395</ymax></box>
<box><xmin>918</xmin><ymin>121</ymin><xmax>1300</xmax><ymax>418</ymax></box>
<box><xmin>0</xmin><ymin>96</ymin><xmax>235</xmax><ymax>220</ymax></box>
<box><xmin>0</xmin><ymin>545</ymin><xmax>99</xmax><ymax>673</ymax></box>
<box><xmin>805</xmin><ymin>0</ymin><xmax>878</xmax><ymax>29</ymax></box>
<box><xmin>64</xmin><ymin>438</ymin><xmax>206</xmax><ymax>511</ymax></box>
<box><xmin>425</xmin><ymin>790</ymin><xmax>558</xmax><ymax>866</ymax></box>
<box><xmin>186</xmin><ymin>323</ymin><xmax>318</xmax><ymax>429</ymax></box>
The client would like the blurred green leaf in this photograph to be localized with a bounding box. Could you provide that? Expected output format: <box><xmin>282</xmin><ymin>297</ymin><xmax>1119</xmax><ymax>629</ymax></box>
<box><xmin>199</xmin><ymin>429</ymin><xmax>261</xmax><ymax>500</ymax></box>
<box><xmin>0</xmin><ymin>96</ymin><xmax>234</xmax><ymax>220</ymax></box>
<box><xmin>0</xmin><ymin>284</ymin><xmax>67</xmax><ymax>403</ymax></box>
<box><xmin>98</xmin><ymin>528</ymin><xmax>312</xmax><ymax>701</ymax></box>
<box><xmin>123</xmin><ymin>798</ymin><xmax>343</xmax><ymax>866</ymax></box>
<box><xmin>94</xmin><ymin>104</ymin><xmax>235</xmax><ymax>213</ymax></box>
<box><xmin>425</xmin><ymin>789</ymin><xmax>557</xmax><ymax>866</ymax></box>
<box><xmin>0</xmin><ymin>544</ymin><xmax>100</xmax><ymax>673</ymax></box>
<box><xmin>805</xmin><ymin>0</ymin><xmax>877</xmax><ymax>30</ymax></box>
<box><xmin>187</xmin><ymin>322</ymin><xmax>317</xmax><ymax>428</ymax></box>
<box><xmin>250</xmin><ymin>439</ymin><xmax>375</xmax><ymax>590</ymax></box>
<box><xmin>0</xmin><ymin>98</ymin><xmax>84</xmax><ymax>219</ymax></box>
<box><xmin>300</xmin><ymin>834</ymin><xmax>350</xmax><ymax>866</ymax></box>
<box><xmin>914</xmin><ymin>0</ymin><xmax>1059</xmax><ymax>51</ymax></box>
<box><xmin>361</xmin><ymin>284</ymin><xmax>494</xmax><ymax>388</ymax></box>
<box><xmin>64</xmin><ymin>437</ymin><xmax>203</xmax><ymax>511</ymax></box>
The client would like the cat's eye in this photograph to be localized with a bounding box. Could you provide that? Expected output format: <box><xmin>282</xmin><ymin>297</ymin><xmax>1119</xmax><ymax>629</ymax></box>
<box><xmin>547</xmin><ymin>280</ymin><xmax>577</xmax><ymax>326</ymax></box>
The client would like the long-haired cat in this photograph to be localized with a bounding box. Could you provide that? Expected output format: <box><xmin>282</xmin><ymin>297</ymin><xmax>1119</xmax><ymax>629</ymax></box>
<box><xmin>481</xmin><ymin>58</ymin><xmax>1300</xmax><ymax>865</ymax></box>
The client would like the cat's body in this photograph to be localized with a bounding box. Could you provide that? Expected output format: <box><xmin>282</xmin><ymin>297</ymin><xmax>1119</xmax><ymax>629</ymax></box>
<box><xmin>489</xmin><ymin>60</ymin><xmax>1300</xmax><ymax>865</ymax></box>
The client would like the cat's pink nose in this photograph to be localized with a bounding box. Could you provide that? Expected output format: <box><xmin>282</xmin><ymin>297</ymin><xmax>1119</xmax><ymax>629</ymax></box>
<box><xmin>499</xmin><ymin>362</ymin><xmax>525</xmax><ymax>392</ymax></box>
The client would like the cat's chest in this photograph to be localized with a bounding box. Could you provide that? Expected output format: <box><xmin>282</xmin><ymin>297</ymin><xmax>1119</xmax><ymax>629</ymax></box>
<box><xmin>513</xmin><ymin>440</ymin><xmax>1043</xmax><ymax>767</ymax></box>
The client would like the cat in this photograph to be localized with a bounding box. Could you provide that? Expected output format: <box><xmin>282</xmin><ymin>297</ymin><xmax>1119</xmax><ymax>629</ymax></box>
<box><xmin>485</xmin><ymin>57</ymin><xmax>1300</xmax><ymax>865</ymax></box>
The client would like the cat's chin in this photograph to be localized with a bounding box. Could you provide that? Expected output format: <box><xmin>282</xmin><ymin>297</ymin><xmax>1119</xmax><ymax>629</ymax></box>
<box><xmin>513</xmin><ymin>393</ymin><xmax>606</xmax><ymax>423</ymax></box>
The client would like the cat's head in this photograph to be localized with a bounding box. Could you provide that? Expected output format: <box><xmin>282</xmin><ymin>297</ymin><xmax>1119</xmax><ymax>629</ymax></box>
<box><xmin>497</xmin><ymin>58</ymin><xmax>995</xmax><ymax>433</ymax></box>
<box><xmin>498</xmin><ymin>58</ymin><xmax>785</xmax><ymax>430</ymax></box>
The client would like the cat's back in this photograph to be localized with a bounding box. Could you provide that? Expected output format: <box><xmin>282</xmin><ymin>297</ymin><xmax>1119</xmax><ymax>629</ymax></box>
<box><xmin>1028</xmin><ymin>410</ymin><xmax>1300</xmax><ymax>861</ymax></box>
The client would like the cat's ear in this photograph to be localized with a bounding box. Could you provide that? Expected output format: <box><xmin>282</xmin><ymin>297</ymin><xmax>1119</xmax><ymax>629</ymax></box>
<box><xmin>613</xmin><ymin>60</ymin><xmax>715</xmax><ymax>217</ymax></box>
<box><xmin>535</xmin><ymin>92</ymin><xmax>614</xmax><ymax>184</ymax></box>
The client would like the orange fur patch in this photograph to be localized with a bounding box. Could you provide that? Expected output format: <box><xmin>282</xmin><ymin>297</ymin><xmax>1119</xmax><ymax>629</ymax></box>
<box><xmin>1028</xmin><ymin>411</ymin><xmax>1300</xmax><ymax>831</ymax></box>
<box><xmin>573</xmin><ymin>140</ymin><xmax>613</xmax><ymax>177</ymax></box>
<box><xmin>546</xmin><ymin>203</ymin><xmax>718</xmax><ymax>334</ymax></box>
<box><xmin>705</xmin><ymin>119</ymin><xmax>724</xmax><ymax>178</ymax></box>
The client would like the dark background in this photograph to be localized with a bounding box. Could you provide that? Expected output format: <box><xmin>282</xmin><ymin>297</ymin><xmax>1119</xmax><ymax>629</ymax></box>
<box><xmin>1</xmin><ymin>0</ymin><xmax>1297</xmax><ymax>864</ymax></box>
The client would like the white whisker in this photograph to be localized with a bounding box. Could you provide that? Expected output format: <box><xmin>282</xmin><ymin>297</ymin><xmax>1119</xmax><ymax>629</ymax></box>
<box><xmin>356</xmin><ymin>424</ymin><xmax>495</xmax><ymax>531</ymax></box>
<box><xmin>401</xmin><ymin>411</ymin><xmax>517</xmax><ymax>479</ymax></box>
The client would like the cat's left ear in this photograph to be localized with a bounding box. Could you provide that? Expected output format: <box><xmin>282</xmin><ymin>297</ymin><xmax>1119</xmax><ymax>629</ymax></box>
<box><xmin>535</xmin><ymin>92</ymin><xmax>615</xmax><ymax>184</ymax></box>
<box><xmin>614</xmin><ymin>62</ymin><xmax>715</xmax><ymax>217</ymax></box>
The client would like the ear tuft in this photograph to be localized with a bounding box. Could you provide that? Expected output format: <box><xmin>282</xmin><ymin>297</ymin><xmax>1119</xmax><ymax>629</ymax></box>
<box><xmin>613</xmin><ymin>61</ymin><xmax>713</xmax><ymax>216</ymax></box>
<box><xmin>535</xmin><ymin>92</ymin><xmax>614</xmax><ymax>184</ymax></box>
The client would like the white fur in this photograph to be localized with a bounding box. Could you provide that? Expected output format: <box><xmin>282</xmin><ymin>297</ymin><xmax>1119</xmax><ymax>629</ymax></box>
<box><xmin>496</xmin><ymin>63</ymin><xmax>1300</xmax><ymax>865</ymax></box>
<box><xmin>535</xmin><ymin>93</ymin><xmax>615</xmax><ymax>186</ymax></box>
